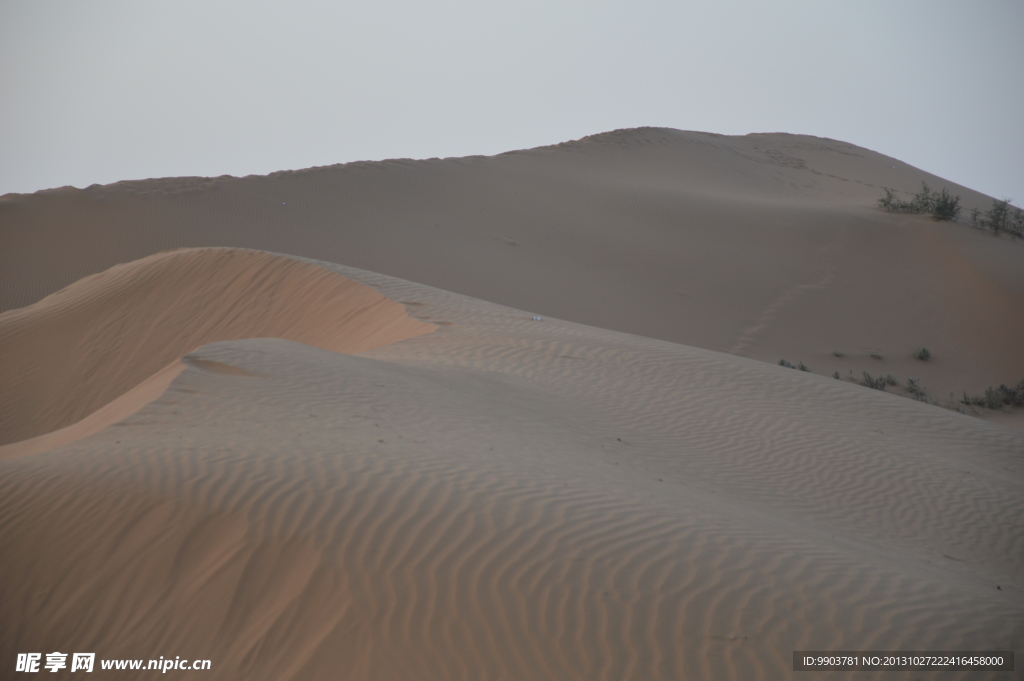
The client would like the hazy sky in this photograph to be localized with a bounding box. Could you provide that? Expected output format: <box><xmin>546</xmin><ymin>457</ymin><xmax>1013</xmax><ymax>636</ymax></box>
<box><xmin>2</xmin><ymin>0</ymin><xmax>1022</xmax><ymax>201</ymax></box>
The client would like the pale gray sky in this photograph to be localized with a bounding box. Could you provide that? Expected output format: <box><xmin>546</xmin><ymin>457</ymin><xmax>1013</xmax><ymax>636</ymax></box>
<box><xmin>2</xmin><ymin>0</ymin><xmax>1022</xmax><ymax>201</ymax></box>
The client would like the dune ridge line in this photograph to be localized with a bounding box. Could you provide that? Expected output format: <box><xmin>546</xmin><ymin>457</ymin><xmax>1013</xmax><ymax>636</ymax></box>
<box><xmin>0</xmin><ymin>247</ymin><xmax>435</xmax><ymax>448</ymax></box>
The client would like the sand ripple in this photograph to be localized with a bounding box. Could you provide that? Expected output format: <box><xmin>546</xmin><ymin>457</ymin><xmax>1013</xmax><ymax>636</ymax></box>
<box><xmin>0</xmin><ymin>253</ymin><xmax>1019</xmax><ymax>680</ymax></box>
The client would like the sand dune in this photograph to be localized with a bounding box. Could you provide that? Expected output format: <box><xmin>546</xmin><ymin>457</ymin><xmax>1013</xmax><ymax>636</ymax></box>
<box><xmin>1</xmin><ymin>130</ymin><xmax>1022</xmax><ymax>679</ymax></box>
<box><xmin>0</xmin><ymin>359</ymin><xmax>186</xmax><ymax>460</ymax></box>
<box><xmin>3</xmin><ymin>128</ymin><xmax>1022</xmax><ymax>415</ymax></box>
<box><xmin>1</xmin><ymin>253</ymin><xmax>1020</xmax><ymax>680</ymax></box>
<box><xmin>0</xmin><ymin>247</ymin><xmax>432</xmax><ymax>446</ymax></box>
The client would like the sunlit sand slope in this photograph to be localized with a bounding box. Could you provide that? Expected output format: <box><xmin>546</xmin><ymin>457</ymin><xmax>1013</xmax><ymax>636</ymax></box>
<box><xmin>0</xmin><ymin>254</ymin><xmax>1019</xmax><ymax>680</ymax></box>
<box><xmin>0</xmin><ymin>248</ymin><xmax>433</xmax><ymax>446</ymax></box>
<box><xmin>3</xmin><ymin>128</ymin><xmax>1022</xmax><ymax>407</ymax></box>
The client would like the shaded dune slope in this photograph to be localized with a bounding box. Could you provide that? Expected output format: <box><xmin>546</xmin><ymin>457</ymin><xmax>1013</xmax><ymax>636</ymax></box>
<box><xmin>0</xmin><ymin>247</ymin><xmax>433</xmax><ymax>446</ymax></box>
<box><xmin>0</xmin><ymin>256</ymin><xmax>1020</xmax><ymax>680</ymax></box>
<box><xmin>3</xmin><ymin>128</ymin><xmax>1021</xmax><ymax>406</ymax></box>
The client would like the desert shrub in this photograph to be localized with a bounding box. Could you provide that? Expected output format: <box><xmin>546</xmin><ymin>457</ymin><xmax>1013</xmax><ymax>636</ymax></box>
<box><xmin>906</xmin><ymin>378</ymin><xmax>927</xmax><ymax>400</ymax></box>
<box><xmin>885</xmin><ymin>374</ymin><xmax>898</xmax><ymax>385</ymax></box>
<box><xmin>910</xmin><ymin>183</ymin><xmax>934</xmax><ymax>213</ymax></box>
<box><xmin>779</xmin><ymin>359</ymin><xmax>810</xmax><ymax>372</ymax></box>
<box><xmin>833</xmin><ymin>371</ymin><xmax>841</xmax><ymax>379</ymax></box>
<box><xmin>962</xmin><ymin>391</ymin><xmax>984</xmax><ymax>407</ymax></box>
<box><xmin>930</xmin><ymin>188</ymin><xmax>961</xmax><ymax>221</ymax></box>
<box><xmin>877</xmin><ymin>188</ymin><xmax>904</xmax><ymax>212</ymax></box>
<box><xmin>833</xmin><ymin>350</ymin><xmax>845</xmax><ymax>358</ymax></box>
<box><xmin>861</xmin><ymin>371</ymin><xmax>887</xmax><ymax>390</ymax></box>
<box><xmin>961</xmin><ymin>380</ymin><xmax>1024</xmax><ymax>409</ymax></box>
<box><xmin>1014</xmin><ymin>379</ymin><xmax>1024</xmax><ymax>406</ymax></box>
<box><xmin>878</xmin><ymin>188</ymin><xmax>898</xmax><ymax>211</ymax></box>
<box><xmin>983</xmin><ymin>201</ymin><xmax>1024</xmax><ymax>237</ymax></box>
<box><xmin>995</xmin><ymin>380</ymin><xmax>1024</xmax><ymax>407</ymax></box>
<box><xmin>877</xmin><ymin>183</ymin><xmax>960</xmax><ymax>221</ymax></box>
<box><xmin>986</xmin><ymin>198</ymin><xmax>1012</xmax><ymax>235</ymax></box>
<box><xmin>915</xmin><ymin>347</ymin><xmax>931</xmax><ymax>361</ymax></box>
<box><xmin>870</xmin><ymin>350</ymin><xmax>883</xmax><ymax>360</ymax></box>
<box><xmin>969</xmin><ymin>207</ymin><xmax>983</xmax><ymax>229</ymax></box>
<box><xmin>1010</xmin><ymin>206</ymin><xmax>1024</xmax><ymax>237</ymax></box>
<box><xmin>876</xmin><ymin>184</ymin><xmax>917</xmax><ymax>210</ymax></box>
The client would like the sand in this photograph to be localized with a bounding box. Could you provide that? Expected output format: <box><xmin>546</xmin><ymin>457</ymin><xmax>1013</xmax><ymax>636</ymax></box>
<box><xmin>0</xmin><ymin>248</ymin><xmax>433</xmax><ymax>447</ymax></box>
<box><xmin>0</xmin><ymin>130</ymin><xmax>1021</xmax><ymax>679</ymax></box>
<box><xmin>3</xmin><ymin>128</ymin><xmax>1023</xmax><ymax>421</ymax></box>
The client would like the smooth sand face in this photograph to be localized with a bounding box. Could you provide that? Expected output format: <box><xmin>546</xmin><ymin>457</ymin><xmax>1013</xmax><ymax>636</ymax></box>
<box><xmin>0</xmin><ymin>247</ymin><xmax>433</xmax><ymax>447</ymax></box>
<box><xmin>1</xmin><ymin>130</ymin><xmax>1022</xmax><ymax>679</ymax></box>
<box><xmin>0</xmin><ymin>359</ymin><xmax>186</xmax><ymax>459</ymax></box>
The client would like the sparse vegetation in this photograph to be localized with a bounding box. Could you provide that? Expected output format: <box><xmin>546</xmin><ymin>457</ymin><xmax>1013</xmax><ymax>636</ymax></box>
<box><xmin>986</xmin><ymin>199</ymin><xmax>1011</xmax><ymax>235</ymax></box>
<box><xmin>878</xmin><ymin>186</ymin><xmax>1024</xmax><ymax>237</ymax></box>
<box><xmin>906</xmin><ymin>378</ymin><xmax>927</xmax><ymax>401</ymax></box>
<box><xmin>877</xmin><ymin>187</ymin><xmax>902</xmax><ymax>212</ymax></box>
<box><xmin>861</xmin><ymin>371</ymin><xmax>887</xmax><ymax>390</ymax></box>
<box><xmin>782</xmin><ymin>339</ymin><xmax>1021</xmax><ymax>416</ymax></box>
<box><xmin>878</xmin><ymin>183</ymin><xmax>960</xmax><ymax>221</ymax></box>
<box><xmin>961</xmin><ymin>380</ymin><xmax>1024</xmax><ymax>409</ymax></box>
<box><xmin>982</xmin><ymin>198</ymin><xmax>1024</xmax><ymax>237</ymax></box>
<box><xmin>930</xmin><ymin>188</ymin><xmax>962</xmax><ymax>221</ymax></box>
<box><xmin>985</xmin><ymin>387</ymin><xmax>1005</xmax><ymax>409</ymax></box>
<box><xmin>831</xmin><ymin>355</ymin><xmax>1024</xmax><ymax>415</ymax></box>
<box><xmin>779</xmin><ymin>359</ymin><xmax>810</xmax><ymax>372</ymax></box>
<box><xmin>969</xmin><ymin>207</ymin><xmax>982</xmax><ymax>229</ymax></box>
<box><xmin>967</xmin><ymin>198</ymin><xmax>1024</xmax><ymax>237</ymax></box>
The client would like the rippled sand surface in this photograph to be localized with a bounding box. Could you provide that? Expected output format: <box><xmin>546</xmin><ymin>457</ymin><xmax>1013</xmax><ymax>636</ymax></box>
<box><xmin>1</xmin><ymin>249</ymin><xmax>1020</xmax><ymax>680</ymax></box>
<box><xmin>1</xmin><ymin>129</ymin><xmax>1021</xmax><ymax>679</ymax></box>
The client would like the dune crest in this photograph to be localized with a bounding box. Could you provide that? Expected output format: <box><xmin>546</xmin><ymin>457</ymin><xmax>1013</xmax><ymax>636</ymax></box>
<box><xmin>0</xmin><ymin>248</ymin><xmax>434</xmax><ymax>447</ymax></box>
<box><xmin>4</xmin><ymin>128</ymin><xmax>1021</xmax><ymax>419</ymax></box>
